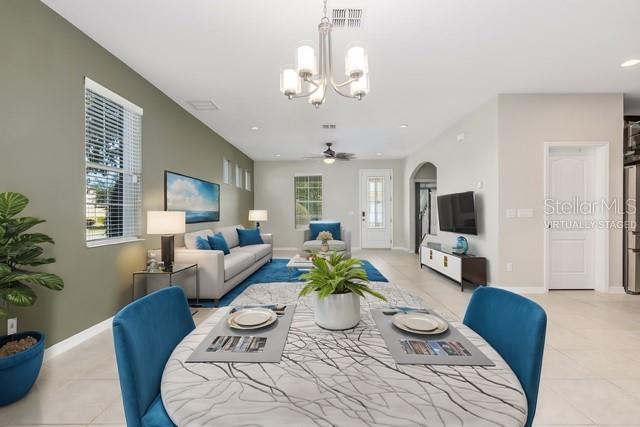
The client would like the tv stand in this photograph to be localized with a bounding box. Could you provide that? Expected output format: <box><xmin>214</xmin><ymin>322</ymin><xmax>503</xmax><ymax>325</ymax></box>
<box><xmin>419</xmin><ymin>243</ymin><xmax>487</xmax><ymax>292</ymax></box>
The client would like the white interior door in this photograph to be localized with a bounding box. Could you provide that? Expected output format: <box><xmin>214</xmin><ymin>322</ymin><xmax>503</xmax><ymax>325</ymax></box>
<box><xmin>547</xmin><ymin>147</ymin><xmax>596</xmax><ymax>289</ymax></box>
<box><xmin>360</xmin><ymin>169</ymin><xmax>393</xmax><ymax>248</ymax></box>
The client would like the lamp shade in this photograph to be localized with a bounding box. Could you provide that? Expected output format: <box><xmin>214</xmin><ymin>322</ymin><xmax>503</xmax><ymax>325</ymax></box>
<box><xmin>248</xmin><ymin>210</ymin><xmax>268</xmax><ymax>222</ymax></box>
<box><xmin>146</xmin><ymin>211</ymin><xmax>185</xmax><ymax>235</ymax></box>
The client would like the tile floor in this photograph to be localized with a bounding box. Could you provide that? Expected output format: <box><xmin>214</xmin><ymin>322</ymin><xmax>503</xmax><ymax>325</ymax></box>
<box><xmin>1</xmin><ymin>249</ymin><xmax>640</xmax><ymax>426</ymax></box>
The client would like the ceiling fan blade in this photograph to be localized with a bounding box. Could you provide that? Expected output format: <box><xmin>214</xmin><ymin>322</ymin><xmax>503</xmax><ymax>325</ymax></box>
<box><xmin>335</xmin><ymin>152</ymin><xmax>356</xmax><ymax>159</ymax></box>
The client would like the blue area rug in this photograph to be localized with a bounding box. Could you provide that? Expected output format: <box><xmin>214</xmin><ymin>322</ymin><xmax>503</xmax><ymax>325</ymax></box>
<box><xmin>190</xmin><ymin>258</ymin><xmax>388</xmax><ymax>308</ymax></box>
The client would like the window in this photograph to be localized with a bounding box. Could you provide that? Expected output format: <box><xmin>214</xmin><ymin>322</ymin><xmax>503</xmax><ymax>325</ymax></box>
<box><xmin>245</xmin><ymin>170</ymin><xmax>252</xmax><ymax>191</ymax></box>
<box><xmin>294</xmin><ymin>175</ymin><xmax>322</xmax><ymax>229</ymax></box>
<box><xmin>85</xmin><ymin>78</ymin><xmax>142</xmax><ymax>246</ymax></box>
<box><xmin>367</xmin><ymin>176</ymin><xmax>385</xmax><ymax>228</ymax></box>
<box><xmin>223</xmin><ymin>159</ymin><xmax>231</xmax><ymax>184</ymax></box>
<box><xmin>235</xmin><ymin>165</ymin><xmax>242</xmax><ymax>188</ymax></box>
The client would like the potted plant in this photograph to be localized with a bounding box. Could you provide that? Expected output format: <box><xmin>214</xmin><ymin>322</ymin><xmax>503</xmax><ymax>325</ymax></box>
<box><xmin>299</xmin><ymin>252</ymin><xmax>386</xmax><ymax>330</ymax></box>
<box><xmin>0</xmin><ymin>192</ymin><xmax>64</xmax><ymax>405</ymax></box>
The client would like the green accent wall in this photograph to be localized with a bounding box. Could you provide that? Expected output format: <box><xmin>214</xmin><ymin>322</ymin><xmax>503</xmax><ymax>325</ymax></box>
<box><xmin>0</xmin><ymin>0</ymin><xmax>254</xmax><ymax>344</ymax></box>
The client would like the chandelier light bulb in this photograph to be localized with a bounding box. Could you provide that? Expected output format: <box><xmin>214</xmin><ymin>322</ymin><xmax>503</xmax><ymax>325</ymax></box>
<box><xmin>308</xmin><ymin>83</ymin><xmax>326</xmax><ymax>107</ymax></box>
<box><xmin>323</xmin><ymin>157</ymin><xmax>336</xmax><ymax>164</ymax></box>
<box><xmin>296</xmin><ymin>43</ymin><xmax>316</xmax><ymax>77</ymax></box>
<box><xmin>350</xmin><ymin>74</ymin><xmax>370</xmax><ymax>99</ymax></box>
<box><xmin>345</xmin><ymin>44</ymin><xmax>368</xmax><ymax>79</ymax></box>
<box><xmin>280</xmin><ymin>66</ymin><xmax>301</xmax><ymax>97</ymax></box>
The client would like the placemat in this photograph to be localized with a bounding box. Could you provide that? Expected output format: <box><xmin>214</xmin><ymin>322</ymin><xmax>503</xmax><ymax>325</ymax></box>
<box><xmin>186</xmin><ymin>304</ymin><xmax>296</xmax><ymax>363</ymax></box>
<box><xmin>372</xmin><ymin>308</ymin><xmax>494</xmax><ymax>366</ymax></box>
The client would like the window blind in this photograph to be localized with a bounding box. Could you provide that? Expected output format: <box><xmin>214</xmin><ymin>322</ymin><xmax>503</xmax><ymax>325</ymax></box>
<box><xmin>294</xmin><ymin>175</ymin><xmax>322</xmax><ymax>229</ymax></box>
<box><xmin>85</xmin><ymin>78</ymin><xmax>143</xmax><ymax>246</ymax></box>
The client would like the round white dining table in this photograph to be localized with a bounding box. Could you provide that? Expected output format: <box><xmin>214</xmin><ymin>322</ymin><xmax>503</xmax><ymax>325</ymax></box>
<box><xmin>161</xmin><ymin>282</ymin><xmax>527</xmax><ymax>427</ymax></box>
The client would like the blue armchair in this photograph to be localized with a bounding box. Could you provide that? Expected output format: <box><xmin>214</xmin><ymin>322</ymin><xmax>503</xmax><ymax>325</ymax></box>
<box><xmin>463</xmin><ymin>287</ymin><xmax>547</xmax><ymax>427</ymax></box>
<box><xmin>113</xmin><ymin>287</ymin><xmax>195</xmax><ymax>427</ymax></box>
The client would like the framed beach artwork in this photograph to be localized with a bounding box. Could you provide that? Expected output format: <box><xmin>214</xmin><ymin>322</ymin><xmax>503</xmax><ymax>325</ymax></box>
<box><xmin>164</xmin><ymin>171</ymin><xmax>220</xmax><ymax>223</ymax></box>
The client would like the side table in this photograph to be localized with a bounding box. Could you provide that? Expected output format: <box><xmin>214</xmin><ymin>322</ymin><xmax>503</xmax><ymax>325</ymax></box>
<box><xmin>132</xmin><ymin>263</ymin><xmax>200</xmax><ymax>307</ymax></box>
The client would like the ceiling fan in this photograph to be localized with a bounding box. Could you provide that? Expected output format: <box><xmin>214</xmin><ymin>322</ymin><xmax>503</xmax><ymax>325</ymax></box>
<box><xmin>306</xmin><ymin>143</ymin><xmax>356</xmax><ymax>164</ymax></box>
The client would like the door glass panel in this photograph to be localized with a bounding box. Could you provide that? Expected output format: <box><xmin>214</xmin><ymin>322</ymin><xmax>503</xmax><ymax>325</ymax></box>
<box><xmin>367</xmin><ymin>176</ymin><xmax>384</xmax><ymax>228</ymax></box>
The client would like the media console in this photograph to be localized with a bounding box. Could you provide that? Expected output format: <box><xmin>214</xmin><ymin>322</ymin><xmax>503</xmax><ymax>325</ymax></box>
<box><xmin>420</xmin><ymin>242</ymin><xmax>487</xmax><ymax>292</ymax></box>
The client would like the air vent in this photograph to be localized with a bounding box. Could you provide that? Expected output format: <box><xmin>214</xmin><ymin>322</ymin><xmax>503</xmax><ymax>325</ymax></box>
<box><xmin>322</xmin><ymin>124</ymin><xmax>337</xmax><ymax>129</ymax></box>
<box><xmin>332</xmin><ymin>8</ymin><xmax>363</xmax><ymax>28</ymax></box>
<box><xmin>186</xmin><ymin>100</ymin><xmax>220</xmax><ymax>111</ymax></box>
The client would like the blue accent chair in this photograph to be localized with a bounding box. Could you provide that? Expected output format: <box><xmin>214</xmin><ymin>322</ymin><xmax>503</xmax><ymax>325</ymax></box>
<box><xmin>113</xmin><ymin>287</ymin><xmax>195</xmax><ymax>427</ymax></box>
<box><xmin>463</xmin><ymin>287</ymin><xmax>547</xmax><ymax>427</ymax></box>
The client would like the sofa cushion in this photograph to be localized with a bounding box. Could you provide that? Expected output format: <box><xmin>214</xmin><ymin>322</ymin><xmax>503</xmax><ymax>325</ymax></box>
<box><xmin>309</xmin><ymin>221</ymin><xmax>341</xmax><ymax>241</ymax></box>
<box><xmin>207</xmin><ymin>233</ymin><xmax>230</xmax><ymax>255</ymax></box>
<box><xmin>184</xmin><ymin>229</ymin><xmax>213</xmax><ymax>250</ymax></box>
<box><xmin>215</xmin><ymin>225</ymin><xmax>243</xmax><ymax>248</ymax></box>
<box><xmin>195</xmin><ymin>236</ymin><xmax>212</xmax><ymax>250</ymax></box>
<box><xmin>303</xmin><ymin>240</ymin><xmax>347</xmax><ymax>252</ymax></box>
<box><xmin>223</xmin><ymin>252</ymin><xmax>254</xmax><ymax>280</ymax></box>
<box><xmin>237</xmin><ymin>228</ymin><xmax>264</xmax><ymax>246</ymax></box>
<box><xmin>233</xmin><ymin>243</ymin><xmax>272</xmax><ymax>261</ymax></box>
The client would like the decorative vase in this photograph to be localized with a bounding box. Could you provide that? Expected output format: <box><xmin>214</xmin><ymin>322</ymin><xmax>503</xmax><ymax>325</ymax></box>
<box><xmin>314</xmin><ymin>292</ymin><xmax>361</xmax><ymax>330</ymax></box>
<box><xmin>0</xmin><ymin>331</ymin><xmax>45</xmax><ymax>405</ymax></box>
<box><xmin>454</xmin><ymin>236</ymin><xmax>469</xmax><ymax>255</ymax></box>
<box><xmin>320</xmin><ymin>241</ymin><xmax>330</xmax><ymax>252</ymax></box>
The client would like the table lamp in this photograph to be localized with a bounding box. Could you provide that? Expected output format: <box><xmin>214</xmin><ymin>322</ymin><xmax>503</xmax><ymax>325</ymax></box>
<box><xmin>248</xmin><ymin>209</ymin><xmax>268</xmax><ymax>228</ymax></box>
<box><xmin>147</xmin><ymin>211</ymin><xmax>186</xmax><ymax>269</ymax></box>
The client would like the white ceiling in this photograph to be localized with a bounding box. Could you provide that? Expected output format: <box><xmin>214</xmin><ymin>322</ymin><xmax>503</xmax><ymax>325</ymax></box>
<box><xmin>43</xmin><ymin>0</ymin><xmax>640</xmax><ymax>161</ymax></box>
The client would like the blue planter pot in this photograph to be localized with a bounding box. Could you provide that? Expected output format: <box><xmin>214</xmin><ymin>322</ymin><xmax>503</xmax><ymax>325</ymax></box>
<box><xmin>0</xmin><ymin>331</ymin><xmax>45</xmax><ymax>406</ymax></box>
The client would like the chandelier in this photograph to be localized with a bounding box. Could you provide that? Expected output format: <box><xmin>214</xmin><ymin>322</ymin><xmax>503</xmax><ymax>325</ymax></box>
<box><xmin>279</xmin><ymin>0</ymin><xmax>370</xmax><ymax>108</ymax></box>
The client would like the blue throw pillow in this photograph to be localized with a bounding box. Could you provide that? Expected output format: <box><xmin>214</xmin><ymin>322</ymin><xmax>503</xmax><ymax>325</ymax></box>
<box><xmin>207</xmin><ymin>233</ymin><xmax>230</xmax><ymax>255</ymax></box>
<box><xmin>237</xmin><ymin>228</ymin><xmax>264</xmax><ymax>247</ymax></box>
<box><xmin>195</xmin><ymin>236</ymin><xmax>212</xmax><ymax>250</ymax></box>
<box><xmin>309</xmin><ymin>221</ymin><xmax>341</xmax><ymax>241</ymax></box>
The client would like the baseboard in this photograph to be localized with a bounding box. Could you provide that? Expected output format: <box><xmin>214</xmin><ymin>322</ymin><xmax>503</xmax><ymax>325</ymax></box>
<box><xmin>392</xmin><ymin>246</ymin><xmax>411</xmax><ymax>252</ymax></box>
<box><xmin>488</xmin><ymin>285</ymin><xmax>547</xmax><ymax>294</ymax></box>
<box><xmin>44</xmin><ymin>316</ymin><xmax>113</xmax><ymax>362</ymax></box>
<box><xmin>608</xmin><ymin>286</ymin><xmax>626</xmax><ymax>294</ymax></box>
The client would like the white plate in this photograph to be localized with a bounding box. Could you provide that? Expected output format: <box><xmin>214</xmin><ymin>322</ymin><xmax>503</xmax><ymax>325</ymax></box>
<box><xmin>392</xmin><ymin>313</ymin><xmax>449</xmax><ymax>335</ymax></box>
<box><xmin>228</xmin><ymin>308</ymin><xmax>277</xmax><ymax>330</ymax></box>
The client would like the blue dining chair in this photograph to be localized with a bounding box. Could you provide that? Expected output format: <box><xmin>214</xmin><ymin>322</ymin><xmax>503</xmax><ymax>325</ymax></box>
<box><xmin>463</xmin><ymin>287</ymin><xmax>547</xmax><ymax>427</ymax></box>
<box><xmin>113</xmin><ymin>286</ymin><xmax>195</xmax><ymax>427</ymax></box>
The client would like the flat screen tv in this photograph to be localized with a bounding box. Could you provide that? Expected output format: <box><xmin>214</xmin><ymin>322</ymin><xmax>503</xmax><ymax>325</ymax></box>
<box><xmin>437</xmin><ymin>191</ymin><xmax>477</xmax><ymax>235</ymax></box>
<box><xmin>164</xmin><ymin>171</ymin><xmax>220</xmax><ymax>224</ymax></box>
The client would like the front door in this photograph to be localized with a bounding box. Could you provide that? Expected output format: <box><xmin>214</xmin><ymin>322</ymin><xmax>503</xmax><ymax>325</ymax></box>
<box><xmin>547</xmin><ymin>147</ymin><xmax>596</xmax><ymax>289</ymax></box>
<box><xmin>360</xmin><ymin>169</ymin><xmax>393</xmax><ymax>248</ymax></box>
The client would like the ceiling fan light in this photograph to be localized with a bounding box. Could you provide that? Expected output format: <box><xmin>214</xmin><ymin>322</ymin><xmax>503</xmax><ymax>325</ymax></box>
<box><xmin>350</xmin><ymin>74</ymin><xmax>370</xmax><ymax>98</ymax></box>
<box><xmin>296</xmin><ymin>42</ymin><xmax>317</xmax><ymax>77</ymax></box>
<box><xmin>323</xmin><ymin>157</ymin><xmax>336</xmax><ymax>164</ymax></box>
<box><xmin>280</xmin><ymin>66</ymin><xmax>301</xmax><ymax>97</ymax></box>
<box><xmin>345</xmin><ymin>43</ymin><xmax>368</xmax><ymax>79</ymax></box>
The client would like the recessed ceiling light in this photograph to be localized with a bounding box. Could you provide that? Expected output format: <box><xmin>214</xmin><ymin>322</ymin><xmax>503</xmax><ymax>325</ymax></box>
<box><xmin>274</xmin><ymin>153</ymin><xmax>281</xmax><ymax>157</ymax></box>
<box><xmin>400</xmin><ymin>124</ymin><xmax>408</xmax><ymax>128</ymax></box>
<box><xmin>621</xmin><ymin>59</ymin><xmax>640</xmax><ymax>68</ymax></box>
<box><xmin>376</xmin><ymin>152</ymin><xmax>382</xmax><ymax>156</ymax></box>
<box><xmin>250</xmin><ymin>126</ymin><xmax>259</xmax><ymax>131</ymax></box>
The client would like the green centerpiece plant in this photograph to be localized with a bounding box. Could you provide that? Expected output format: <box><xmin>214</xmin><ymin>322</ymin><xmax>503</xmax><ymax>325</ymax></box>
<box><xmin>299</xmin><ymin>252</ymin><xmax>385</xmax><ymax>330</ymax></box>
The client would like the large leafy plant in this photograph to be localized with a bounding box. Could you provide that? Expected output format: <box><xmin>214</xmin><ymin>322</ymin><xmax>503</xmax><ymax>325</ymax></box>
<box><xmin>0</xmin><ymin>192</ymin><xmax>64</xmax><ymax>319</ymax></box>
<box><xmin>299</xmin><ymin>252</ymin><xmax>386</xmax><ymax>301</ymax></box>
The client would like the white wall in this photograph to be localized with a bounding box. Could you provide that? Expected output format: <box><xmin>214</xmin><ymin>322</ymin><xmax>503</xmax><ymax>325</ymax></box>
<box><xmin>254</xmin><ymin>159</ymin><xmax>405</xmax><ymax>250</ymax></box>
<box><xmin>497</xmin><ymin>93</ymin><xmax>624</xmax><ymax>289</ymax></box>
<box><xmin>403</xmin><ymin>98</ymin><xmax>500</xmax><ymax>282</ymax></box>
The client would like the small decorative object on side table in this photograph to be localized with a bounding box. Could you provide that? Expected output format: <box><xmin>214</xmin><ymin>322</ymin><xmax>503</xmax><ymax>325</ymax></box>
<box><xmin>453</xmin><ymin>236</ymin><xmax>469</xmax><ymax>255</ymax></box>
<box><xmin>132</xmin><ymin>263</ymin><xmax>200</xmax><ymax>307</ymax></box>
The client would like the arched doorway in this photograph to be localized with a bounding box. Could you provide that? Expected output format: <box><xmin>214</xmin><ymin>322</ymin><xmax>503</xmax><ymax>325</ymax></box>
<box><xmin>410</xmin><ymin>162</ymin><xmax>437</xmax><ymax>253</ymax></box>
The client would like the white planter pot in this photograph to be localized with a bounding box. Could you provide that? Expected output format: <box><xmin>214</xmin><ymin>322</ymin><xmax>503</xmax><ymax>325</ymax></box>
<box><xmin>314</xmin><ymin>292</ymin><xmax>361</xmax><ymax>330</ymax></box>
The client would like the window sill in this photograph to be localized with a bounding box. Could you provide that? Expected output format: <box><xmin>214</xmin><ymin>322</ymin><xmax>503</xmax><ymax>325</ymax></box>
<box><xmin>86</xmin><ymin>237</ymin><xmax>145</xmax><ymax>248</ymax></box>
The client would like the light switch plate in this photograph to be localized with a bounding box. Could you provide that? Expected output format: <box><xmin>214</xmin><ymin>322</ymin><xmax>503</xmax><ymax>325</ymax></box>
<box><xmin>7</xmin><ymin>317</ymin><xmax>17</xmax><ymax>335</ymax></box>
<box><xmin>506</xmin><ymin>208</ymin><xmax>516</xmax><ymax>218</ymax></box>
<box><xmin>506</xmin><ymin>263</ymin><xmax>513</xmax><ymax>272</ymax></box>
<box><xmin>517</xmin><ymin>208</ymin><xmax>534</xmax><ymax>218</ymax></box>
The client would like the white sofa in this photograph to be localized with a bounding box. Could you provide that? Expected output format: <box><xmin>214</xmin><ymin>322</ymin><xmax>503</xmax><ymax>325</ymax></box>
<box><xmin>302</xmin><ymin>226</ymin><xmax>351</xmax><ymax>257</ymax></box>
<box><xmin>174</xmin><ymin>225</ymin><xmax>273</xmax><ymax>300</ymax></box>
